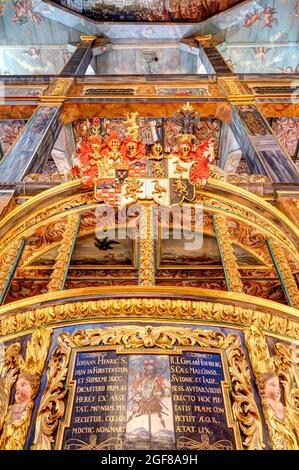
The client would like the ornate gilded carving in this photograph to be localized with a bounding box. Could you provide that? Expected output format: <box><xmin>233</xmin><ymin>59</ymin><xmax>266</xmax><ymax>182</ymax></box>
<box><xmin>47</xmin><ymin>214</ymin><xmax>80</xmax><ymax>292</ymax></box>
<box><xmin>177</xmin><ymin>434</ymin><xmax>233</xmax><ymax>450</ymax></box>
<box><xmin>245</xmin><ymin>326</ymin><xmax>298</xmax><ymax>450</ymax></box>
<box><xmin>0</xmin><ymin>239</ymin><xmax>23</xmax><ymax>292</ymax></box>
<box><xmin>269</xmin><ymin>240</ymin><xmax>299</xmax><ymax>309</ymax></box>
<box><xmin>32</xmin><ymin>336</ymin><xmax>71</xmax><ymax>451</ymax></box>
<box><xmin>273</xmin><ymin>342</ymin><xmax>299</xmax><ymax>446</ymax></box>
<box><xmin>0</xmin><ymin>192</ymin><xmax>92</xmax><ymax>249</ymax></box>
<box><xmin>60</xmin><ymin>325</ymin><xmax>235</xmax><ymax>350</ymax></box>
<box><xmin>23</xmin><ymin>172</ymin><xmax>73</xmax><ymax>183</ymax></box>
<box><xmin>196</xmin><ymin>191</ymin><xmax>299</xmax><ymax>260</ymax></box>
<box><xmin>0</xmin><ymin>296</ymin><xmax>299</xmax><ymax>340</ymax></box>
<box><xmin>0</xmin><ymin>328</ymin><xmax>51</xmax><ymax>450</ymax></box>
<box><xmin>43</xmin><ymin>79</ymin><xmax>73</xmax><ymax>98</ymax></box>
<box><xmin>227</xmin><ymin>173</ymin><xmax>271</xmax><ymax>184</ymax></box>
<box><xmin>213</xmin><ymin>214</ymin><xmax>244</xmax><ymax>293</ymax></box>
<box><xmin>194</xmin><ymin>35</ymin><xmax>213</xmax><ymax>48</ymax></box>
<box><xmin>0</xmin><ymin>342</ymin><xmax>22</xmax><ymax>433</ymax></box>
<box><xmin>226</xmin><ymin>334</ymin><xmax>265</xmax><ymax>450</ymax></box>
<box><xmin>139</xmin><ymin>205</ymin><xmax>154</xmax><ymax>286</ymax></box>
<box><xmin>218</xmin><ymin>78</ymin><xmax>253</xmax><ymax>102</ymax></box>
<box><xmin>34</xmin><ymin>325</ymin><xmax>263</xmax><ymax>450</ymax></box>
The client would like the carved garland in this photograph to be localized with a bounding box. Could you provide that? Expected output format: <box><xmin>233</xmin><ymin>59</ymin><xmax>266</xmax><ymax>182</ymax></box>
<box><xmin>32</xmin><ymin>325</ymin><xmax>264</xmax><ymax>450</ymax></box>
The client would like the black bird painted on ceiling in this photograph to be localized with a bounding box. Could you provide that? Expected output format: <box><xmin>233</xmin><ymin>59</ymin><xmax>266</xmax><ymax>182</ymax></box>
<box><xmin>94</xmin><ymin>237</ymin><xmax>121</xmax><ymax>251</ymax></box>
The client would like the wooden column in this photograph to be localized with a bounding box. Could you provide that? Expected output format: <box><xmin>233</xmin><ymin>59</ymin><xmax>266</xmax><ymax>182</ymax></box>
<box><xmin>213</xmin><ymin>214</ymin><xmax>243</xmax><ymax>293</ymax></box>
<box><xmin>60</xmin><ymin>36</ymin><xmax>96</xmax><ymax>76</ymax></box>
<box><xmin>230</xmin><ymin>104</ymin><xmax>299</xmax><ymax>183</ymax></box>
<box><xmin>195</xmin><ymin>35</ymin><xmax>234</xmax><ymax>76</ymax></box>
<box><xmin>266</xmin><ymin>239</ymin><xmax>299</xmax><ymax>309</ymax></box>
<box><xmin>138</xmin><ymin>205</ymin><xmax>155</xmax><ymax>286</ymax></box>
<box><xmin>0</xmin><ymin>105</ymin><xmax>62</xmax><ymax>182</ymax></box>
<box><xmin>48</xmin><ymin>214</ymin><xmax>80</xmax><ymax>292</ymax></box>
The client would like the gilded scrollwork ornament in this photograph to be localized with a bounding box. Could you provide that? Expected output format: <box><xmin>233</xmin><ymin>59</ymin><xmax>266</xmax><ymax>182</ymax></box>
<box><xmin>0</xmin><ymin>328</ymin><xmax>52</xmax><ymax>450</ymax></box>
<box><xmin>32</xmin><ymin>336</ymin><xmax>71</xmax><ymax>450</ymax></box>
<box><xmin>245</xmin><ymin>326</ymin><xmax>299</xmax><ymax>450</ymax></box>
<box><xmin>225</xmin><ymin>335</ymin><xmax>265</xmax><ymax>450</ymax></box>
<box><xmin>273</xmin><ymin>342</ymin><xmax>299</xmax><ymax>445</ymax></box>
<box><xmin>0</xmin><ymin>342</ymin><xmax>22</xmax><ymax>434</ymax></box>
<box><xmin>1</xmin><ymin>296</ymin><xmax>299</xmax><ymax>340</ymax></box>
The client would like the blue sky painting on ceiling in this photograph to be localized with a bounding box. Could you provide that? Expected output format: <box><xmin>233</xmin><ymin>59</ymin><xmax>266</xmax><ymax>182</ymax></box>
<box><xmin>219</xmin><ymin>0</ymin><xmax>299</xmax><ymax>73</ymax></box>
<box><xmin>219</xmin><ymin>44</ymin><xmax>299</xmax><ymax>73</ymax></box>
<box><xmin>0</xmin><ymin>46</ymin><xmax>71</xmax><ymax>74</ymax></box>
<box><xmin>0</xmin><ymin>1</ymin><xmax>81</xmax><ymax>45</ymax></box>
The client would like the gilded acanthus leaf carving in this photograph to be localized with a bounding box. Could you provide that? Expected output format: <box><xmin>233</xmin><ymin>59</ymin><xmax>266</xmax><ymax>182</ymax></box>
<box><xmin>60</xmin><ymin>325</ymin><xmax>236</xmax><ymax>350</ymax></box>
<box><xmin>32</xmin><ymin>336</ymin><xmax>71</xmax><ymax>451</ymax></box>
<box><xmin>1</xmin><ymin>297</ymin><xmax>299</xmax><ymax>340</ymax></box>
<box><xmin>245</xmin><ymin>326</ymin><xmax>299</xmax><ymax>450</ymax></box>
<box><xmin>0</xmin><ymin>343</ymin><xmax>22</xmax><ymax>434</ymax></box>
<box><xmin>273</xmin><ymin>342</ymin><xmax>299</xmax><ymax>446</ymax></box>
<box><xmin>226</xmin><ymin>336</ymin><xmax>265</xmax><ymax>450</ymax></box>
<box><xmin>213</xmin><ymin>214</ymin><xmax>243</xmax><ymax>293</ymax></box>
<box><xmin>47</xmin><ymin>214</ymin><xmax>80</xmax><ymax>292</ymax></box>
<box><xmin>139</xmin><ymin>205</ymin><xmax>155</xmax><ymax>286</ymax></box>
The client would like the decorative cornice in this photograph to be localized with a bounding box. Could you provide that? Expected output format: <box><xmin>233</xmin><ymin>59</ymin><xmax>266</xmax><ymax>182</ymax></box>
<box><xmin>0</xmin><ymin>287</ymin><xmax>298</xmax><ymax>339</ymax></box>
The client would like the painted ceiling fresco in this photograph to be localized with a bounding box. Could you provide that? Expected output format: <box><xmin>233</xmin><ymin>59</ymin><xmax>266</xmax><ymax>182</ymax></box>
<box><xmin>51</xmin><ymin>0</ymin><xmax>244</xmax><ymax>22</ymax></box>
<box><xmin>224</xmin><ymin>0</ymin><xmax>299</xmax><ymax>43</ymax></box>
<box><xmin>0</xmin><ymin>46</ymin><xmax>72</xmax><ymax>75</ymax></box>
<box><xmin>219</xmin><ymin>44</ymin><xmax>299</xmax><ymax>73</ymax></box>
<box><xmin>0</xmin><ymin>1</ymin><xmax>81</xmax><ymax>45</ymax></box>
<box><xmin>220</xmin><ymin>0</ymin><xmax>299</xmax><ymax>73</ymax></box>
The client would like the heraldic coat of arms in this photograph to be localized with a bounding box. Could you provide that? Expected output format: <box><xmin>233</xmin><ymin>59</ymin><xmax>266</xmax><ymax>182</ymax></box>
<box><xmin>72</xmin><ymin>103</ymin><xmax>215</xmax><ymax>207</ymax></box>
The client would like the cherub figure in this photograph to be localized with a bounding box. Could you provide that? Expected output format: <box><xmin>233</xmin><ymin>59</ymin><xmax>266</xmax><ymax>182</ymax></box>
<box><xmin>12</xmin><ymin>1</ymin><xmax>27</xmax><ymax>24</ymax></box>
<box><xmin>243</xmin><ymin>9</ymin><xmax>262</xmax><ymax>27</ymax></box>
<box><xmin>259</xmin><ymin>371</ymin><xmax>298</xmax><ymax>449</ymax></box>
<box><xmin>261</xmin><ymin>7</ymin><xmax>278</xmax><ymax>29</ymax></box>
<box><xmin>262</xmin><ymin>372</ymin><xmax>285</xmax><ymax>420</ymax></box>
<box><xmin>0</xmin><ymin>373</ymin><xmax>39</xmax><ymax>450</ymax></box>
